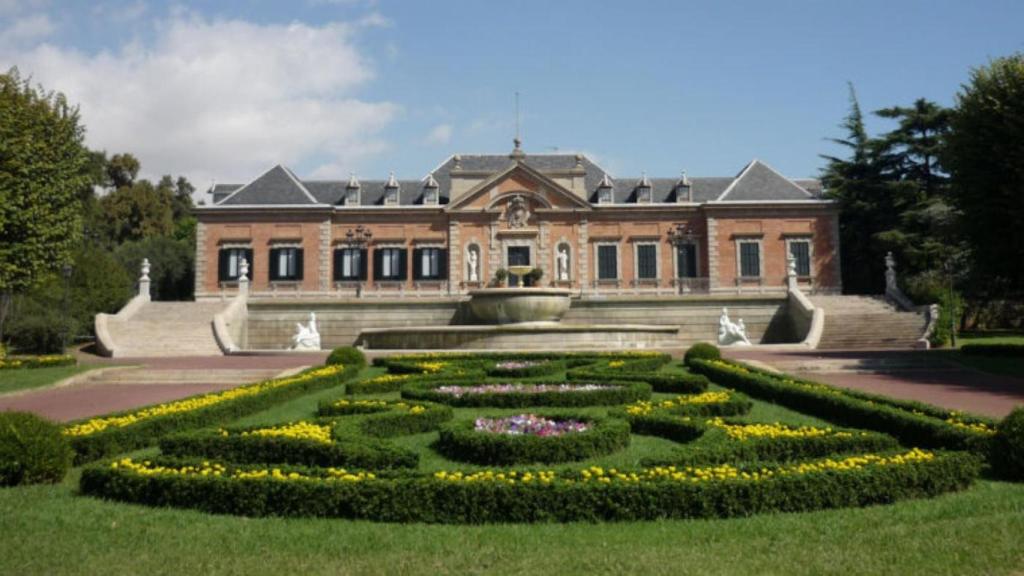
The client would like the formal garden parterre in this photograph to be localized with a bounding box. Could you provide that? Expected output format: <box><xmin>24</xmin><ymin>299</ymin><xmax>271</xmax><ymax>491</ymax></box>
<box><xmin>0</xmin><ymin>347</ymin><xmax>986</xmax><ymax>525</ymax></box>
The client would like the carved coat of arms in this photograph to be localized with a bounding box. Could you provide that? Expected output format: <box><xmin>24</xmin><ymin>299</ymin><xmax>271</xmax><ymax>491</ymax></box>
<box><xmin>506</xmin><ymin>194</ymin><xmax>530</xmax><ymax>228</ymax></box>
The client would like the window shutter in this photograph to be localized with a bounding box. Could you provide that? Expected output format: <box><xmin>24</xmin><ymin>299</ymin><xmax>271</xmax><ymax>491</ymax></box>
<box><xmin>397</xmin><ymin>248</ymin><xmax>408</xmax><ymax>280</ymax></box>
<box><xmin>218</xmin><ymin>250</ymin><xmax>229</xmax><ymax>282</ymax></box>
<box><xmin>268</xmin><ymin>248</ymin><xmax>280</xmax><ymax>281</ymax></box>
<box><xmin>373</xmin><ymin>248</ymin><xmax>383</xmax><ymax>281</ymax></box>
<box><xmin>294</xmin><ymin>249</ymin><xmax>304</xmax><ymax>280</ymax></box>
<box><xmin>412</xmin><ymin>248</ymin><xmax>423</xmax><ymax>280</ymax></box>
<box><xmin>358</xmin><ymin>248</ymin><xmax>368</xmax><ymax>280</ymax></box>
<box><xmin>333</xmin><ymin>249</ymin><xmax>342</xmax><ymax>281</ymax></box>
<box><xmin>439</xmin><ymin>249</ymin><xmax>448</xmax><ymax>280</ymax></box>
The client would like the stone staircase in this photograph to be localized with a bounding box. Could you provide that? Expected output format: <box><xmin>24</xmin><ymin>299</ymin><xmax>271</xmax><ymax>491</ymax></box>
<box><xmin>810</xmin><ymin>295</ymin><xmax>927</xmax><ymax>350</ymax></box>
<box><xmin>103</xmin><ymin>301</ymin><xmax>227</xmax><ymax>357</ymax></box>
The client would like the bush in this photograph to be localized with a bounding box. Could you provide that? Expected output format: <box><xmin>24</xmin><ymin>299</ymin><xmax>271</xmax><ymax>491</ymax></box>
<box><xmin>401</xmin><ymin>380</ymin><xmax>652</xmax><ymax>408</ymax></box>
<box><xmin>80</xmin><ymin>449</ymin><xmax>980</xmax><ymax>523</ymax></box>
<box><xmin>320</xmin><ymin>400</ymin><xmax>454</xmax><ymax>438</ymax></box>
<box><xmin>993</xmin><ymin>407</ymin><xmax>1024</xmax><ymax>480</ymax></box>
<box><xmin>566</xmin><ymin>369</ymin><xmax>708</xmax><ymax>394</ymax></box>
<box><xmin>486</xmin><ymin>359</ymin><xmax>566</xmax><ymax>378</ymax></box>
<box><xmin>64</xmin><ymin>363</ymin><xmax>359</xmax><ymax>464</ymax></box>
<box><xmin>961</xmin><ymin>343</ymin><xmax>1024</xmax><ymax>357</ymax></box>
<box><xmin>0</xmin><ymin>354</ymin><xmax>76</xmax><ymax>370</ymax></box>
<box><xmin>684</xmin><ymin>343</ymin><xmax>720</xmax><ymax>367</ymax></box>
<box><xmin>327</xmin><ymin>347</ymin><xmax>367</xmax><ymax>369</ymax></box>
<box><xmin>435</xmin><ymin>414</ymin><xmax>631</xmax><ymax>465</ymax></box>
<box><xmin>0</xmin><ymin>412</ymin><xmax>73</xmax><ymax>486</ymax></box>
<box><xmin>689</xmin><ymin>359</ymin><xmax>995</xmax><ymax>455</ymax></box>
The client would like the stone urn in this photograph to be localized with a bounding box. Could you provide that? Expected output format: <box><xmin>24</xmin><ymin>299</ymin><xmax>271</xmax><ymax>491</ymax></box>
<box><xmin>467</xmin><ymin>288</ymin><xmax>572</xmax><ymax>324</ymax></box>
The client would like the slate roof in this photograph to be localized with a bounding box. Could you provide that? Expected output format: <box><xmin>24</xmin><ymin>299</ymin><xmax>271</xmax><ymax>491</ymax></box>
<box><xmin>208</xmin><ymin>153</ymin><xmax>823</xmax><ymax>208</ymax></box>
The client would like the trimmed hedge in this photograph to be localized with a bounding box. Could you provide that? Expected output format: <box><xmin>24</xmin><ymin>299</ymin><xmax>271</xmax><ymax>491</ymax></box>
<box><xmin>344</xmin><ymin>372</ymin><xmax>482</xmax><ymax>395</ymax></box>
<box><xmin>327</xmin><ymin>347</ymin><xmax>367</xmax><ymax>369</ymax></box>
<box><xmin>64</xmin><ymin>363</ymin><xmax>360</xmax><ymax>465</ymax></box>
<box><xmin>80</xmin><ymin>449</ymin><xmax>981</xmax><ymax>523</ymax></box>
<box><xmin>993</xmin><ymin>407</ymin><xmax>1024</xmax><ymax>481</ymax></box>
<box><xmin>436</xmin><ymin>414</ymin><xmax>631</xmax><ymax>465</ymax></box>
<box><xmin>566</xmin><ymin>368</ymin><xmax>709</xmax><ymax>394</ymax></box>
<box><xmin>159</xmin><ymin>426</ymin><xmax>418</xmax><ymax>470</ymax></box>
<box><xmin>689</xmin><ymin>359</ymin><xmax>995</xmax><ymax>455</ymax></box>
<box><xmin>0</xmin><ymin>354</ymin><xmax>76</xmax><ymax>370</ymax></box>
<box><xmin>684</xmin><ymin>343</ymin><xmax>720</xmax><ymax>367</ymax></box>
<box><xmin>486</xmin><ymin>359</ymin><xmax>566</xmax><ymax>378</ymax></box>
<box><xmin>961</xmin><ymin>343</ymin><xmax>1024</xmax><ymax>357</ymax></box>
<box><xmin>401</xmin><ymin>380</ymin><xmax>652</xmax><ymax>408</ymax></box>
<box><xmin>0</xmin><ymin>411</ymin><xmax>73</xmax><ymax>486</ymax></box>
<box><xmin>624</xmin><ymin>413</ymin><xmax>706</xmax><ymax>444</ymax></box>
<box><xmin>323</xmin><ymin>401</ymin><xmax>454</xmax><ymax>438</ymax></box>
<box><xmin>642</xmin><ymin>427</ymin><xmax>900</xmax><ymax>466</ymax></box>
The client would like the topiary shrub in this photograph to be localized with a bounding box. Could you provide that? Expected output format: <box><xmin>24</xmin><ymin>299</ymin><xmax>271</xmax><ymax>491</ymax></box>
<box><xmin>0</xmin><ymin>411</ymin><xmax>73</xmax><ymax>486</ymax></box>
<box><xmin>993</xmin><ymin>407</ymin><xmax>1024</xmax><ymax>481</ymax></box>
<box><xmin>326</xmin><ymin>346</ymin><xmax>366</xmax><ymax>369</ymax></box>
<box><xmin>684</xmin><ymin>342</ymin><xmax>720</xmax><ymax>367</ymax></box>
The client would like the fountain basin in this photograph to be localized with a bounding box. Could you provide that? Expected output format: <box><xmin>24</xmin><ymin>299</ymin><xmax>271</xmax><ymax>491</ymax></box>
<box><xmin>468</xmin><ymin>288</ymin><xmax>573</xmax><ymax>324</ymax></box>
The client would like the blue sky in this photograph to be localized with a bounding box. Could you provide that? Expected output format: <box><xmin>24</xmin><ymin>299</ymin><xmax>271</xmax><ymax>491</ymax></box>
<box><xmin>2</xmin><ymin>0</ymin><xmax>1022</xmax><ymax>190</ymax></box>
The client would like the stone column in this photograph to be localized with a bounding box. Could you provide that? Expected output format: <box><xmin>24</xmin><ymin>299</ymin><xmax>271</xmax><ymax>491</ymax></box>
<box><xmin>448</xmin><ymin>220</ymin><xmax>460</xmax><ymax>294</ymax></box>
<box><xmin>318</xmin><ymin>219</ymin><xmax>331</xmax><ymax>293</ymax></box>
<box><xmin>577</xmin><ymin>219</ymin><xmax>589</xmax><ymax>293</ymax></box>
<box><xmin>194</xmin><ymin>221</ymin><xmax>207</xmax><ymax>297</ymax></box>
<box><xmin>706</xmin><ymin>217</ymin><xmax>719</xmax><ymax>291</ymax></box>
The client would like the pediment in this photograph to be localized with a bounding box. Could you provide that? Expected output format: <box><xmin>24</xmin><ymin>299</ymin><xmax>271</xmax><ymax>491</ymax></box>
<box><xmin>445</xmin><ymin>161</ymin><xmax>592</xmax><ymax>213</ymax></box>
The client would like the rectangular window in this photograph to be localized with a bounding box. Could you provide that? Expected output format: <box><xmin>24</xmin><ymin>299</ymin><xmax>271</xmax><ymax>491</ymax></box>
<box><xmin>381</xmin><ymin>248</ymin><xmax>401</xmax><ymax>279</ymax></box>
<box><xmin>738</xmin><ymin>241</ymin><xmax>760</xmax><ymax>278</ymax></box>
<box><xmin>790</xmin><ymin>240</ymin><xmax>811</xmax><ymax>277</ymax></box>
<box><xmin>333</xmin><ymin>248</ymin><xmax>365</xmax><ymax>281</ymax></box>
<box><xmin>269</xmin><ymin>247</ymin><xmax>303</xmax><ymax>281</ymax></box>
<box><xmin>676</xmin><ymin>244</ymin><xmax>697</xmax><ymax>278</ymax></box>
<box><xmin>597</xmin><ymin>189</ymin><xmax>612</xmax><ymax>204</ymax></box>
<box><xmin>218</xmin><ymin>247</ymin><xmax>253</xmax><ymax>282</ymax></box>
<box><xmin>636</xmin><ymin>244</ymin><xmax>657</xmax><ymax>279</ymax></box>
<box><xmin>414</xmin><ymin>247</ymin><xmax>446</xmax><ymax>280</ymax></box>
<box><xmin>597</xmin><ymin>245</ymin><xmax>618</xmax><ymax>280</ymax></box>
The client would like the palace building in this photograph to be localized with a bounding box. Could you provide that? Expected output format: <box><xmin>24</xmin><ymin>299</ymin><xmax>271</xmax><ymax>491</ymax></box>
<box><xmin>194</xmin><ymin>142</ymin><xmax>840</xmax><ymax>300</ymax></box>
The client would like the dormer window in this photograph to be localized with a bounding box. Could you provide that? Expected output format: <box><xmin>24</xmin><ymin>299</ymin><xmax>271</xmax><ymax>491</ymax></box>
<box><xmin>675</xmin><ymin>170</ymin><xmax>692</xmax><ymax>203</ymax></box>
<box><xmin>384</xmin><ymin>172</ymin><xmax>399</xmax><ymax>206</ymax></box>
<box><xmin>596</xmin><ymin>173</ymin><xmax>613</xmax><ymax>205</ymax></box>
<box><xmin>422</xmin><ymin>173</ymin><xmax>439</xmax><ymax>205</ymax></box>
<box><xmin>636</xmin><ymin>173</ymin><xmax>652</xmax><ymax>204</ymax></box>
<box><xmin>343</xmin><ymin>173</ymin><xmax>360</xmax><ymax>206</ymax></box>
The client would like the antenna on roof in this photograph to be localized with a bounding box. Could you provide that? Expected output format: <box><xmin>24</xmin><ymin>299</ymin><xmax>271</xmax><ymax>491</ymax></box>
<box><xmin>510</xmin><ymin>91</ymin><xmax>525</xmax><ymax>159</ymax></box>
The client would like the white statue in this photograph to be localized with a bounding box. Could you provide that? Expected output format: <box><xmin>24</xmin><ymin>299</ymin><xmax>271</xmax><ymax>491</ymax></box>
<box><xmin>718</xmin><ymin>307</ymin><xmax>752</xmax><ymax>346</ymax></box>
<box><xmin>557</xmin><ymin>247</ymin><xmax>569</xmax><ymax>281</ymax></box>
<box><xmin>291</xmin><ymin>312</ymin><xmax>321</xmax><ymax>351</ymax></box>
<box><xmin>467</xmin><ymin>249</ymin><xmax>479</xmax><ymax>282</ymax></box>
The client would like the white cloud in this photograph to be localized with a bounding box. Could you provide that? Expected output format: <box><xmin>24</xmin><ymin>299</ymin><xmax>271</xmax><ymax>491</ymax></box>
<box><xmin>425</xmin><ymin>123</ymin><xmax>453</xmax><ymax>145</ymax></box>
<box><xmin>0</xmin><ymin>13</ymin><xmax>54</xmax><ymax>43</ymax></box>
<box><xmin>0</xmin><ymin>12</ymin><xmax>398</xmax><ymax>188</ymax></box>
<box><xmin>92</xmin><ymin>1</ymin><xmax>148</xmax><ymax>24</ymax></box>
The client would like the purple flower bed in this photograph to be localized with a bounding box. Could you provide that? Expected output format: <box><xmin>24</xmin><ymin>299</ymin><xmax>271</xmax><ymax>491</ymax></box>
<box><xmin>474</xmin><ymin>414</ymin><xmax>589</xmax><ymax>436</ymax></box>
<box><xmin>434</xmin><ymin>384</ymin><xmax>608</xmax><ymax>398</ymax></box>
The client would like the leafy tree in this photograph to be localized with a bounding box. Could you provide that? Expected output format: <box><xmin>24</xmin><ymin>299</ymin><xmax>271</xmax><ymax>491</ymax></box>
<box><xmin>98</xmin><ymin>179</ymin><xmax>176</xmax><ymax>244</ymax></box>
<box><xmin>105</xmin><ymin>153</ymin><xmax>140</xmax><ymax>189</ymax></box>
<box><xmin>0</xmin><ymin>68</ymin><xmax>90</xmax><ymax>342</ymax></box>
<box><xmin>115</xmin><ymin>236</ymin><xmax>194</xmax><ymax>301</ymax></box>
<box><xmin>945</xmin><ymin>53</ymin><xmax>1024</xmax><ymax>296</ymax></box>
<box><xmin>820</xmin><ymin>85</ymin><xmax>898</xmax><ymax>294</ymax></box>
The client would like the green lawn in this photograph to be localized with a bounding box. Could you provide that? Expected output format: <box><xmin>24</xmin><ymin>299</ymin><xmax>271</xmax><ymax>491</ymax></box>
<box><xmin>0</xmin><ymin>364</ymin><xmax>100</xmax><ymax>395</ymax></box>
<box><xmin>941</xmin><ymin>331</ymin><xmax>1024</xmax><ymax>379</ymax></box>
<box><xmin>2</xmin><ymin>362</ymin><xmax>1023</xmax><ymax>575</ymax></box>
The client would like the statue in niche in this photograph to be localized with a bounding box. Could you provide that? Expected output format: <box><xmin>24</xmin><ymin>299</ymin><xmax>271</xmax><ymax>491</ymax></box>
<box><xmin>506</xmin><ymin>194</ymin><xmax>530</xmax><ymax>228</ymax></box>
<box><xmin>467</xmin><ymin>249</ymin><xmax>479</xmax><ymax>282</ymax></box>
<box><xmin>291</xmin><ymin>312</ymin><xmax>321</xmax><ymax>350</ymax></box>
<box><xmin>718</xmin><ymin>307</ymin><xmax>751</xmax><ymax>346</ymax></box>
<box><xmin>557</xmin><ymin>247</ymin><xmax>570</xmax><ymax>281</ymax></box>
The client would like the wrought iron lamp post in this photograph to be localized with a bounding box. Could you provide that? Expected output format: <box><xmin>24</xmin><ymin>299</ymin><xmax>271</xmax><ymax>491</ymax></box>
<box><xmin>344</xmin><ymin>225</ymin><xmax>373</xmax><ymax>297</ymax></box>
<box><xmin>61</xmin><ymin>262</ymin><xmax>73</xmax><ymax>352</ymax></box>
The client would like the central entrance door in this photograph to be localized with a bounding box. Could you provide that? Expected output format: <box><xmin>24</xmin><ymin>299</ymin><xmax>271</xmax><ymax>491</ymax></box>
<box><xmin>507</xmin><ymin>246</ymin><xmax>531</xmax><ymax>286</ymax></box>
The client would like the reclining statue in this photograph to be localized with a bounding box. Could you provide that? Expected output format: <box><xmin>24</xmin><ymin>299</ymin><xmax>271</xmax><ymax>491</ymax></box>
<box><xmin>718</xmin><ymin>307</ymin><xmax>752</xmax><ymax>346</ymax></box>
<box><xmin>291</xmin><ymin>312</ymin><xmax>321</xmax><ymax>351</ymax></box>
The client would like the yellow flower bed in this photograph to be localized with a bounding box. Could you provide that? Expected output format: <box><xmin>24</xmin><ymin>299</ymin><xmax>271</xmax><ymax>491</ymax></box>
<box><xmin>705</xmin><ymin>417</ymin><xmax>855</xmax><ymax>441</ymax></box>
<box><xmin>945</xmin><ymin>412</ymin><xmax>996</xmax><ymax>435</ymax></box>
<box><xmin>110</xmin><ymin>458</ymin><xmax>374</xmax><ymax>482</ymax></box>
<box><xmin>0</xmin><ymin>354</ymin><xmax>75</xmax><ymax>370</ymax></box>
<box><xmin>414</xmin><ymin>361</ymin><xmax>447</xmax><ymax>374</ymax></box>
<box><xmin>607</xmin><ymin>360</ymin><xmax>626</xmax><ymax>369</ymax></box>
<box><xmin>237</xmin><ymin>421</ymin><xmax>333</xmax><ymax>444</ymax></box>
<box><xmin>625</xmin><ymin>391</ymin><xmax>733</xmax><ymax>415</ymax></box>
<box><xmin>64</xmin><ymin>364</ymin><xmax>347</xmax><ymax>437</ymax></box>
<box><xmin>356</xmin><ymin>374</ymin><xmax>412</xmax><ymax>387</ymax></box>
<box><xmin>329</xmin><ymin>398</ymin><xmax>426</xmax><ymax>415</ymax></box>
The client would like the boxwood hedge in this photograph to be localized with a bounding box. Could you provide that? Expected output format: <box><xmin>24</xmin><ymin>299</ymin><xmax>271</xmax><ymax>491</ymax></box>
<box><xmin>80</xmin><ymin>449</ymin><xmax>980</xmax><ymax>523</ymax></box>
<box><xmin>401</xmin><ymin>380</ymin><xmax>652</xmax><ymax>408</ymax></box>
<box><xmin>435</xmin><ymin>414</ymin><xmax>631</xmax><ymax>465</ymax></box>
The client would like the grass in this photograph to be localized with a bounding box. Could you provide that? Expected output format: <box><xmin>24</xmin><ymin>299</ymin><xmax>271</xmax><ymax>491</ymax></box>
<box><xmin>0</xmin><ymin>364</ymin><xmax>101</xmax><ymax>395</ymax></box>
<box><xmin>2</xmin><ymin>360</ymin><xmax>1023</xmax><ymax>575</ymax></box>
<box><xmin>936</xmin><ymin>331</ymin><xmax>1024</xmax><ymax>379</ymax></box>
